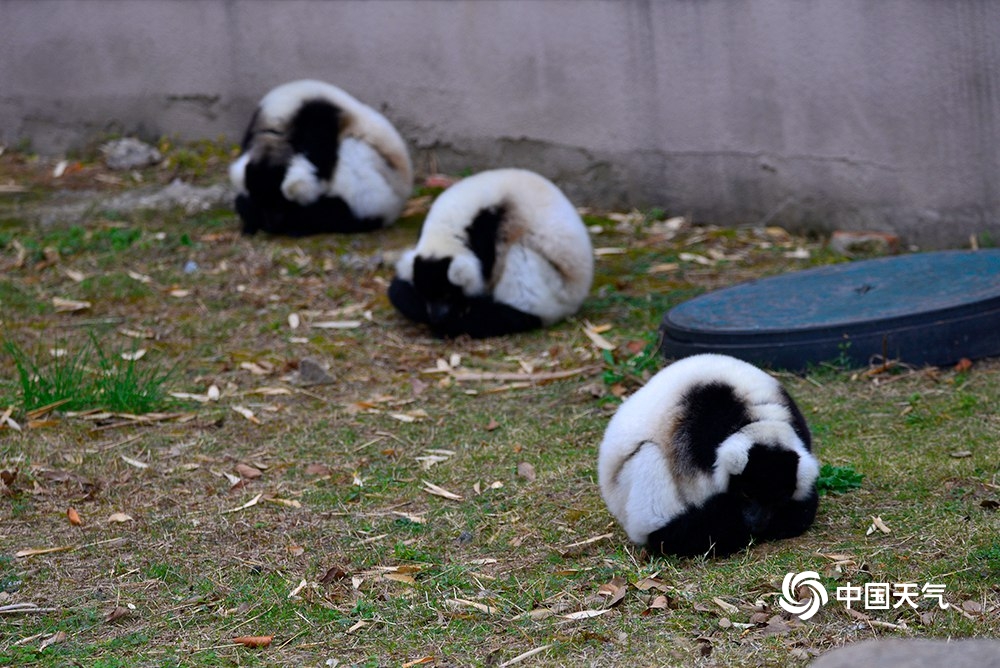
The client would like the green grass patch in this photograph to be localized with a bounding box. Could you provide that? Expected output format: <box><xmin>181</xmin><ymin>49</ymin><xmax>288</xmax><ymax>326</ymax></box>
<box><xmin>5</xmin><ymin>335</ymin><xmax>174</xmax><ymax>413</ymax></box>
<box><xmin>816</xmin><ymin>464</ymin><xmax>864</xmax><ymax>495</ymax></box>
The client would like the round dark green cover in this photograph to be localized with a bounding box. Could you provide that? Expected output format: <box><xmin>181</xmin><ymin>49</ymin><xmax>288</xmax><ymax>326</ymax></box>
<box><xmin>659</xmin><ymin>250</ymin><xmax>1000</xmax><ymax>370</ymax></box>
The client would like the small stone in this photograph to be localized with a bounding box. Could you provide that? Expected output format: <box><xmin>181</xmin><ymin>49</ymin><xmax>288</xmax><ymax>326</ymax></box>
<box><xmin>297</xmin><ymin>358</ymin><xmax>335</xmax><ymax>386</ymax></box>
<box><xmin>100</xmin><ymin>138</ymin><xmax>162</xmax><ymax>170</ymax></box>
<box><xmin>516</xmin><ymin>461</ymin><xmax>537</xmax><ymax>482</ymax></box>
<box><xmin>829</xmin><ymin>230</ymin><xmax>900</xmax><ymax>257</ymax></box>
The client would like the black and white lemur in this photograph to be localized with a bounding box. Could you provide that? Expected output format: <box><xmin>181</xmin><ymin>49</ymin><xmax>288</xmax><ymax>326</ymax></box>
<box><xmin>229</xmin><ymin>79</ymin><xmax>413</xmax><ymax>235</ymax></box>
<box><xmin>598</xmin><ymin>353</ymin><xmax>820</xmax><ymax>557</ymax></box>
<box><xmin>388</xmin><ymin>168</ymin><xmax>594</xmax><ymax>338</ymax></box>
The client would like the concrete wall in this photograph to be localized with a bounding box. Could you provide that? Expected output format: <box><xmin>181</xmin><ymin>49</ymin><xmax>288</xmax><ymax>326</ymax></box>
<box><xmin>2</xmin><ymin>0</ymin><xmax>999</xmax><ymax>248</ymax></box>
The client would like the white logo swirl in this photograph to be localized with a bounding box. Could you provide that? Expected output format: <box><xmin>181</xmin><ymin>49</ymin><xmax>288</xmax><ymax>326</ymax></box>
<box><xmin>778</xmin><ymin>570</ymin><xmax>828</xmax><ymax>620</ymax></box>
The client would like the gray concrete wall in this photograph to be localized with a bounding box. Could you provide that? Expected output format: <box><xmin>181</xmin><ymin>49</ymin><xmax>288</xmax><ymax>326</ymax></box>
<box><xmin>2</xmin><ymin>0</ymin><xmax>999</xmax><ymax>248</ymax></box>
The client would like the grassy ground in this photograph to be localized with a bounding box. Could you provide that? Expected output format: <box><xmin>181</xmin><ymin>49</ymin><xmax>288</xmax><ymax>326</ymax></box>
<box><xmin>0</xmin><ymin>143</ymin><xmax>997</xmax><ymax>667</ymax></box>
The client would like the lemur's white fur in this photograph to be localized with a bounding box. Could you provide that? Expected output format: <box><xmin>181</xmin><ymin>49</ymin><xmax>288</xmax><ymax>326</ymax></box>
<box><xmin>394</xmin><ymin>169</ymin><xmax>594</xmax><ymax>324</ymax></box>
<box><xmin>282</xmin><ymin>154</ymin><xmax>324</xmax><ymax>204</ymax></box>
<box><xmin>597</xmin><ymin>353</ymin><xmax>820</xmax><ymax>546</ymax></box>
<box><xmin>228</xmin><ymin>153</ymin><xmax>251</xmax><ymax>190</ymax></box>
<box><xmin>230</xmin><ymin>79</ymin><xmax>413</xmax><ymax>224</ymax></box>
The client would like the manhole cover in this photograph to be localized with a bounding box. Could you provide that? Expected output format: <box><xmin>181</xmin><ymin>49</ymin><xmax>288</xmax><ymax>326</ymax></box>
<box><xmin>659</xmin><ymin>250</ymin><xmax>1000</xmax><ymax>370</ymax></box>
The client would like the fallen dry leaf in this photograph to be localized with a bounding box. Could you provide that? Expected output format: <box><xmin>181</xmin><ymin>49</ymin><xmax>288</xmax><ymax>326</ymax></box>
<box><xmin>346</xmin><ymin>619</ymin><xmax>368</xmax><ymax>634</ymax></box>
<box><xmin>712</xmin><ymin>597</ymin><xmax>740</xmax><ymax>615</ymax></box>
<box><xmin>219</xmin><ymin>470</ymin><xmax>241</xmax><ymax>487</ymax></box>
<box><xmin>593</xmin><ymin>247</ymin><xmax>626</xmax><ymax>256</ymax></box>
<box><xmin>126</xmin><ymin>270</ymin><xmax>152</xmax><ymax>284</ymax></box>
<box><xmin>232</xmin><ymin>406</ymin><xmax>261</xmax><ymax>425</ymax></box>
<box><xmin>647</xmin><ymin>262</ymin><xmax>680</xmax><ymax>274</ymax></box>
<box><xmin>25</xmin><ymin>400</ymin><xmax>72</xmax><ymax>420</ymax></box>
<box><xmin>67</xmin><ymin>507</ymin><xmax>82</xmax><ymax>526</ymax></box>
<box><xmin>499</xmin><ymin>645</ymin><xmax>553</xmax><ymax>667</ymax></box>
<box><xmin>287</xmin><ymin>579</ymin><xmax>308</xmax><ymax>598</ymax></box>
<box><xmin>319</xmin><ymin>565</ymin><xmax>350</xmax><ymax>584</ymax></box>
<box><xmin>52</xmin><ymin>297</ymin><xmax>91</xmax><ymax>312</ymax></box>
<box><xmin>421</xmin><ymin>480</ymin><xmax>463</xmax><ymax>501</ymax></box>
<box><xmin>634</xmin><ymin>577</ymin><xmax>671</xmax><ymax>593</ymax></box>
<box><xmin>263</xmin><ymin>496</ymin><xmax>301</xmax><ymax>509</ymax></box>
<box><xmin>389</xmin><ymin>410</ymin><xmax>429</xmax><ymax>423</ymax></box>
<box><xmin>679</xmin><ymin>252</ymin><xmax>714</xmax><ymax>266</ymax></box>
<box><xmin>416</xmin><ymin>449</ymin><xmax>454</xmax><ymax>470</ymax></box>
<box><xmin>597</xmin><ymin>577</ymin><xmax>628</xmax><ymax>608</ymax></box>
<box><xmin>120</xmin><ymin>455</ymin><xmax>149</xmax><ymax>469</ymax></box>
<box><xmin>761</xmin><ymin>615</ymin><xmax>792</xmax><ymax>635</ymax></box>
<box><xmin>645</xmin><ymin>595</ymin><xmax>671</xmax><ymax>613</ymax></box>
<box><xmin>38</xmin><ymin>631</ymin><xmax>67</xmax><ymax>651</ymax></box>
<box><xmin>168</xmin><ymin>391</ymin><xmax>214</xmax><ymax>403</ymax></box>
<box><xmin>232</xmin><ymin>635</ymin><xmax>273</xmax><ymax>648</ymax></box>
<box><xmin>448</xmin><ymin>598</ymin><xmax>497</xmax><ymax>614</ymax></box>
<box><xmin>962</xmin><ymin>600</ymin><xmax>983</xmax><ymax>614</ymax></box>
<box><xmin>240</xmin><ymin>361</ymin><xmax>273</xmax><ymax>375</ymax></box>
<box><xmin>513</xmin><ymin>607</ymin><xmax>555</xmax><ymax>621</ymax></box>
<box><xmin>844</xmin><ymin>607</ymin><xmax>871</xmax><ymax>622</ymax></box>
<box><xmin>249</xmin><ymin>386</ymin><xmax>292</xmax><ymax>396</ymax></box>
<box><xmin>401</xmin><ymin>657</ymin><xmax>436</xmax><ymax>668</ymax></box>
<box><xmin>582</xmin><ymin>324</ymin><xmax>615</xmax><ymax>351</ymax></box>
<box><xmin>561</xmin><ymin>608</ymin><xmax>613</xmax><ymax>620</ymax></box>
<box><xmin>624</xmin><ymin>339</ymin><xmax>646</xmax><ymax>355</ymax></box>
<box><xmin>866</xmin><ymin>515</ymin><xmax>892</xmax><ymax>535</ymax></box>
<box><xmin>222</xmin><ymin>493</ymin><xmax>263</xmax><ymax>514</ymax></box>
<box><xmin>305</xmin><ymin>463</ymin><xmax>332</xmax><ymax>476</ymax></box>
<box><xmin>15</xmin><ymin>545</ymin><xmax>74</xmax><ymax>558</ymax></box>
<box><xmin>424</xmin><ymin>173</ymin><xmax>459</xmax><ymax>188</ymax></box>
<box><xmin>234</xmin><ymin>463</ymin><xmax>262</xmax><ymax>479</ymax></box>
<box><xmin>104</xmin><ymin>606</ymin><xmax>130</xmax><ymax>623</ymax></box>
<box><xmin>311</xmin><ymin>320</ymin><xmax>362</xmax><ymax>329</ymax></box>
<box><xmin>1</xmin><ymin>405</ymin><xmax>21</xmax><ymax>432</ymax></box>
<box><xmin>108</xmin><ymin>512</ymin><xmax>134</xmax><ymax>523</ymax></box>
